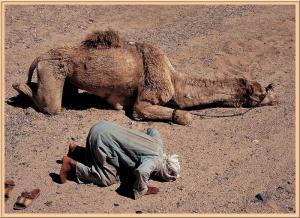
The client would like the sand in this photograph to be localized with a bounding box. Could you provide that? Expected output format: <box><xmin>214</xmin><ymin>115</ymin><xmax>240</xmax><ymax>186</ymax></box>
<box><xmin>4</xmin><ymin>5</ymin><xmax>296</xmax><ymax>214</ymax></box>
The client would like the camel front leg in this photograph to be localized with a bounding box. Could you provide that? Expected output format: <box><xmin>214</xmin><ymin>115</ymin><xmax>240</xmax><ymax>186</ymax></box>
<box><xmin>13</xmin><ymin>81</ymin><xmax>64</xmax><ymax>114</ymax></box>
<box><xmin>133</xmin><ymin>101</ymin><xmax>192</xmax><ymax>125</ymax></box>
<box><xmin>34</xmin><ymin>61</ymin><xmax>65</xmax><ymax>114</ymax></box>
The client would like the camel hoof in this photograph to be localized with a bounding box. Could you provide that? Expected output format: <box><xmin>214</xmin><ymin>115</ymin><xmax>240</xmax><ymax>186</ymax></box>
<box><xmin>12</xmin><ymin>83</ymin><xmax>22</xmax><ymax>92</ymax></box>
<box><xmin>12</xmin><ymin>83</ymin><xmax>19</xmax><ymax>89</ymax></box>
<box><xmin>114</xmin><ymin>103</ymin><xmax>123</xmax><ymax>110</ymax></box>
<box><xmin>132</xmin><ymin>111</ymin><xmax>143</xmax><ymax>121</ymax></box>
<box><xmin>56</xmin><ymin>107</ymin><xmax>64</xmax><ymax>113</ymax></box>
<box><xmin>173</xmin><ymin>110</ymin><xmax>192</xmax><ymax>125</ymax></box>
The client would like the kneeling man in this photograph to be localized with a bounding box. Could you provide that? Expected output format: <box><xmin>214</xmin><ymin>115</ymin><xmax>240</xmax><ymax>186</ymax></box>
<box><xmin>59</xmin><ymin>121</ymin><xmax>180</xmax><ymax>199</ymax></box>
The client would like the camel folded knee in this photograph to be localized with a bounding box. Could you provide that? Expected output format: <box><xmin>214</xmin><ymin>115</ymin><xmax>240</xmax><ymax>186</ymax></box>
<box><xmin>133</xmin><ymin>101</ymin><xmax>192</xmax><ymax>125</ymax></box>
<box><xmin>12</xmin><ymin>82</ymin><xmax>62</xmax><ymax>114</ymax></box>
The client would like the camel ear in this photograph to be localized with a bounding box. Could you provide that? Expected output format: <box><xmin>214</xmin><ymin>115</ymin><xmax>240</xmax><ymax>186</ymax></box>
<box><xmin>265</xmin><ymin>83</ymin><xmax>274</xmax><ymax>93</ymax></box>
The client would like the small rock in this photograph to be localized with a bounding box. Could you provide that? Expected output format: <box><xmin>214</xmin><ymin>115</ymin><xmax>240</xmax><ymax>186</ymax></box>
<box><xmin>252</xmin><ymin>139</ymin><xmax>259</xmax><ymax>144</ymax></box>
<box><xmin>254</xmin><ymin>193</ymin><xmax>267</xmax><ymax>202</ymax></box>
<box><xmin>287</xmin><ymin>206</ymin><xmax>294</xmax><ymax>212</ymax></box>
<box><xmin>113</xmin><ymin>203</ymin><xmax>120</xmax><ymax>206</ymax></box>
<box><xmin>71</xmin><ymin>136</ymin><xmax>79</xmax><ymax>141</ymax></box>
<box><xmin>24</xmin><ymin>110</ymin><xmax>30</xmax><ymax>115</ymax></box>
<box><xmin>136</xmin><ymin>210</ymin><xmax>143</xmax><ymax>214</ymax></box>
<box><xmin>44</xmin><ymin>201</ymin><xmax>53</xmax><ymax>207</ymax></box>
<box><xmin>176</xmin><ymin>201</ymin><xmax>182</xmax><ymax>208</ymax></box>
<box><xmin>276</xmin><ymin>186</ymin><xmax>284</xmax><ymax>191</ymax></box>
<box><xmin>88</xmin><ymin>18</ymin><xmax>95</xmax><ymax>23</ymax></box>
<box><xmin>128</xmin><ymin>121</ymin><xmax>135</xmax><ymax>125</ymax></box>
<box><xmin>177</xmin><ymin>185</ymin><xmax>184</xmax><ymax>190</ymax></box>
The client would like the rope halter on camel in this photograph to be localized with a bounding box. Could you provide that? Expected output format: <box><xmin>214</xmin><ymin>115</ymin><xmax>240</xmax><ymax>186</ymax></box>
<box><xmin>190</xmin><ymin>83</ymin><xmax>275</xmax><ymax>119</ymax></box>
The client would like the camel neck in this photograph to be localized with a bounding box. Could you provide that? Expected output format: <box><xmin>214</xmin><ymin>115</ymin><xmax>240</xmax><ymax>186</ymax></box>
<box><xmin>171</xmin><ymin>72</ymin><xmax>246</xmax><ymax>108</ymax></box>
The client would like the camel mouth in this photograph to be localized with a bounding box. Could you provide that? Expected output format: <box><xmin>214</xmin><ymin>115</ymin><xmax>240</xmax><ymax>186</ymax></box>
<box><xmin>260</xmin><ymin>86</ymin><xmax>277</xmax><ymax>106</ymax></box>
<box><xmin>247</xmin><ymin>83</ymin><xmax>277</xmax><ymax>107</ymax></box>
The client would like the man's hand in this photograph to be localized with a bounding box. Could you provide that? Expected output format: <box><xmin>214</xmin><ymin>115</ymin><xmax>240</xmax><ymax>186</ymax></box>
<box><xmin>145</xmin><ymin>185</ymin><xmax>159</xmax><ymax>195</ymax></box>
<box><xmin>66</xmin><ymin>142</ymin><xmax>77</xmax><ymax>156</ymax></box>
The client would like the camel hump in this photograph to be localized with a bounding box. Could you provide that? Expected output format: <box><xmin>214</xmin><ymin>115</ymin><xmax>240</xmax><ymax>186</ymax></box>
<box><xmin>135</xmin><ymin>42</ymin><xmax>175</xmax><ymax>104</ymax></box>
<box><xmin>81</xmin><ymin>29</ymin><xmax>123</xmax><ymax>49</ymax></box>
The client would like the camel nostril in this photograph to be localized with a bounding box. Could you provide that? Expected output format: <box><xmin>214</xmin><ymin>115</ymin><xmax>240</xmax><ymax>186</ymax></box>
<box><xmin>260</xmin><ymin>92</ymin><xmax>278</xmax><ymax>106</ymax></box>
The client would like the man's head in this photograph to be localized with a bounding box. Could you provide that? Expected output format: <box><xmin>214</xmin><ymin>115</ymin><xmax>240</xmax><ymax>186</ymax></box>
<box><xmin>156</xmin><ymin>154</ymin><xmax>181</xmax><ymax>182</ymax></box>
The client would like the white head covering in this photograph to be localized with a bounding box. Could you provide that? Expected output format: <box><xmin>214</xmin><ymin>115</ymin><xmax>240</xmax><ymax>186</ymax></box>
<box><xmin>156</xmin><ymin>154</ymin><xmax>181</xmax><ymax>181</ymax></box>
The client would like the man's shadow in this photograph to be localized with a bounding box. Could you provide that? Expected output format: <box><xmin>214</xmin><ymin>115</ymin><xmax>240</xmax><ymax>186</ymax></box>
<box><xmin>49</xmin><ymin>145</ymin><xmax>136</xmax><ymax>199</ymax></box>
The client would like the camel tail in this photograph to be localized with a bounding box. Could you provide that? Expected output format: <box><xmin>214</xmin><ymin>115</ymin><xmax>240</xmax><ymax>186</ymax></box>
<box><xmin>27</xmin><ymin>57</ymin><xmax>40</xmax><ymax>84</ymax></box>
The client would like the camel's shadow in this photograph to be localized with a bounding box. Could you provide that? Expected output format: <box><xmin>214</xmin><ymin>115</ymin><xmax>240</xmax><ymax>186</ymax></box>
<box><xmin>7</xmin><ymin>94</ymin><xmax>33</xmax><ymax>109</ymax></box>
<box><xmin>7</xmin><ymin>93</ymin><xmax>112</xmax><ymax>111</ymax></box>
<box><xmin>62</xmin><ymin>92</ymin><xmax>112</xmax><ymax>111</ymax></box>
<box><xmin>8</xmin><ymin>91</ymin><xmax>136</xmax><ymax>120</ymax></box>
<box><xmin>7</xmin><ymin>83</ymin><xmax>241</xmax><ymax>123</ymax></box>
<box><xmin>7</xmin><ymin>87</ymin><xmax>116</xmax><ymax>112</ymax></box>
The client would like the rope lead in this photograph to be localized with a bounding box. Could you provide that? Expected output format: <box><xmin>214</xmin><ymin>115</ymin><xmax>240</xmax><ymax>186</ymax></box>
<box><xmin>191</xmin><ymin>83</ymin><xmax>274</xmax><ymax>119</ymax></box>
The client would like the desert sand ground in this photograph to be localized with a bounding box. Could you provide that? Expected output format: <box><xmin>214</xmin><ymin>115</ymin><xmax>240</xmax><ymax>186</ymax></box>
<box><xmin>4</xmin><ymin>5</ymin><xmax>296</xmax><ymax>214</ymax></box>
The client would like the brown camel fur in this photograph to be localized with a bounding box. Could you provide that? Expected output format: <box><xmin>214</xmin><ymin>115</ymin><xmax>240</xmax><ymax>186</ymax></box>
<box><xmin>12</xmin><ymin>29</ymin><xmax>276</xmax><ymax>125</ymax></box>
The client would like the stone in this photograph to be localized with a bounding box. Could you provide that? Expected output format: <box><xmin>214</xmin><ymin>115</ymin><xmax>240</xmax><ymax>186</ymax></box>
<box><xmin>255</xmin><ymin>193</ymin><xmax>267</xmax><ymax>202</ymax></box>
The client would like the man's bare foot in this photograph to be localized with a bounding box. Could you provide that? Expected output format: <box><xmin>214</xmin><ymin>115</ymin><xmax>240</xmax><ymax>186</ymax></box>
<box><xmin>59</xmin><ymin>156</ymin><xmax>77</xmax><ymax>184</ymax></box>
<box><xmin>66</xmin><ymin>142</ymin><xmax>77</xmax><ymax>157</ymax></box>
<box><xmin>146</xmin><ymin>185</ymin><xmax>159</xmax><ymax>195</ymax></box>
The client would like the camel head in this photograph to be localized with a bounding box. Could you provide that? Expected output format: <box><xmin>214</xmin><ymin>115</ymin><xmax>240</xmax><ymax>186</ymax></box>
<box><xmin>242</xmin><ymin>81</ymin><xmax>277</xmax><ymax>107</ymax></box>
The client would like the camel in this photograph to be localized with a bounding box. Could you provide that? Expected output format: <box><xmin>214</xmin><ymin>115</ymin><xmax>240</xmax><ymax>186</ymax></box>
<box><xmin>12</xmin><ymin>29</ymin><xmax>276</xmax><ymax>125</ymax></box>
